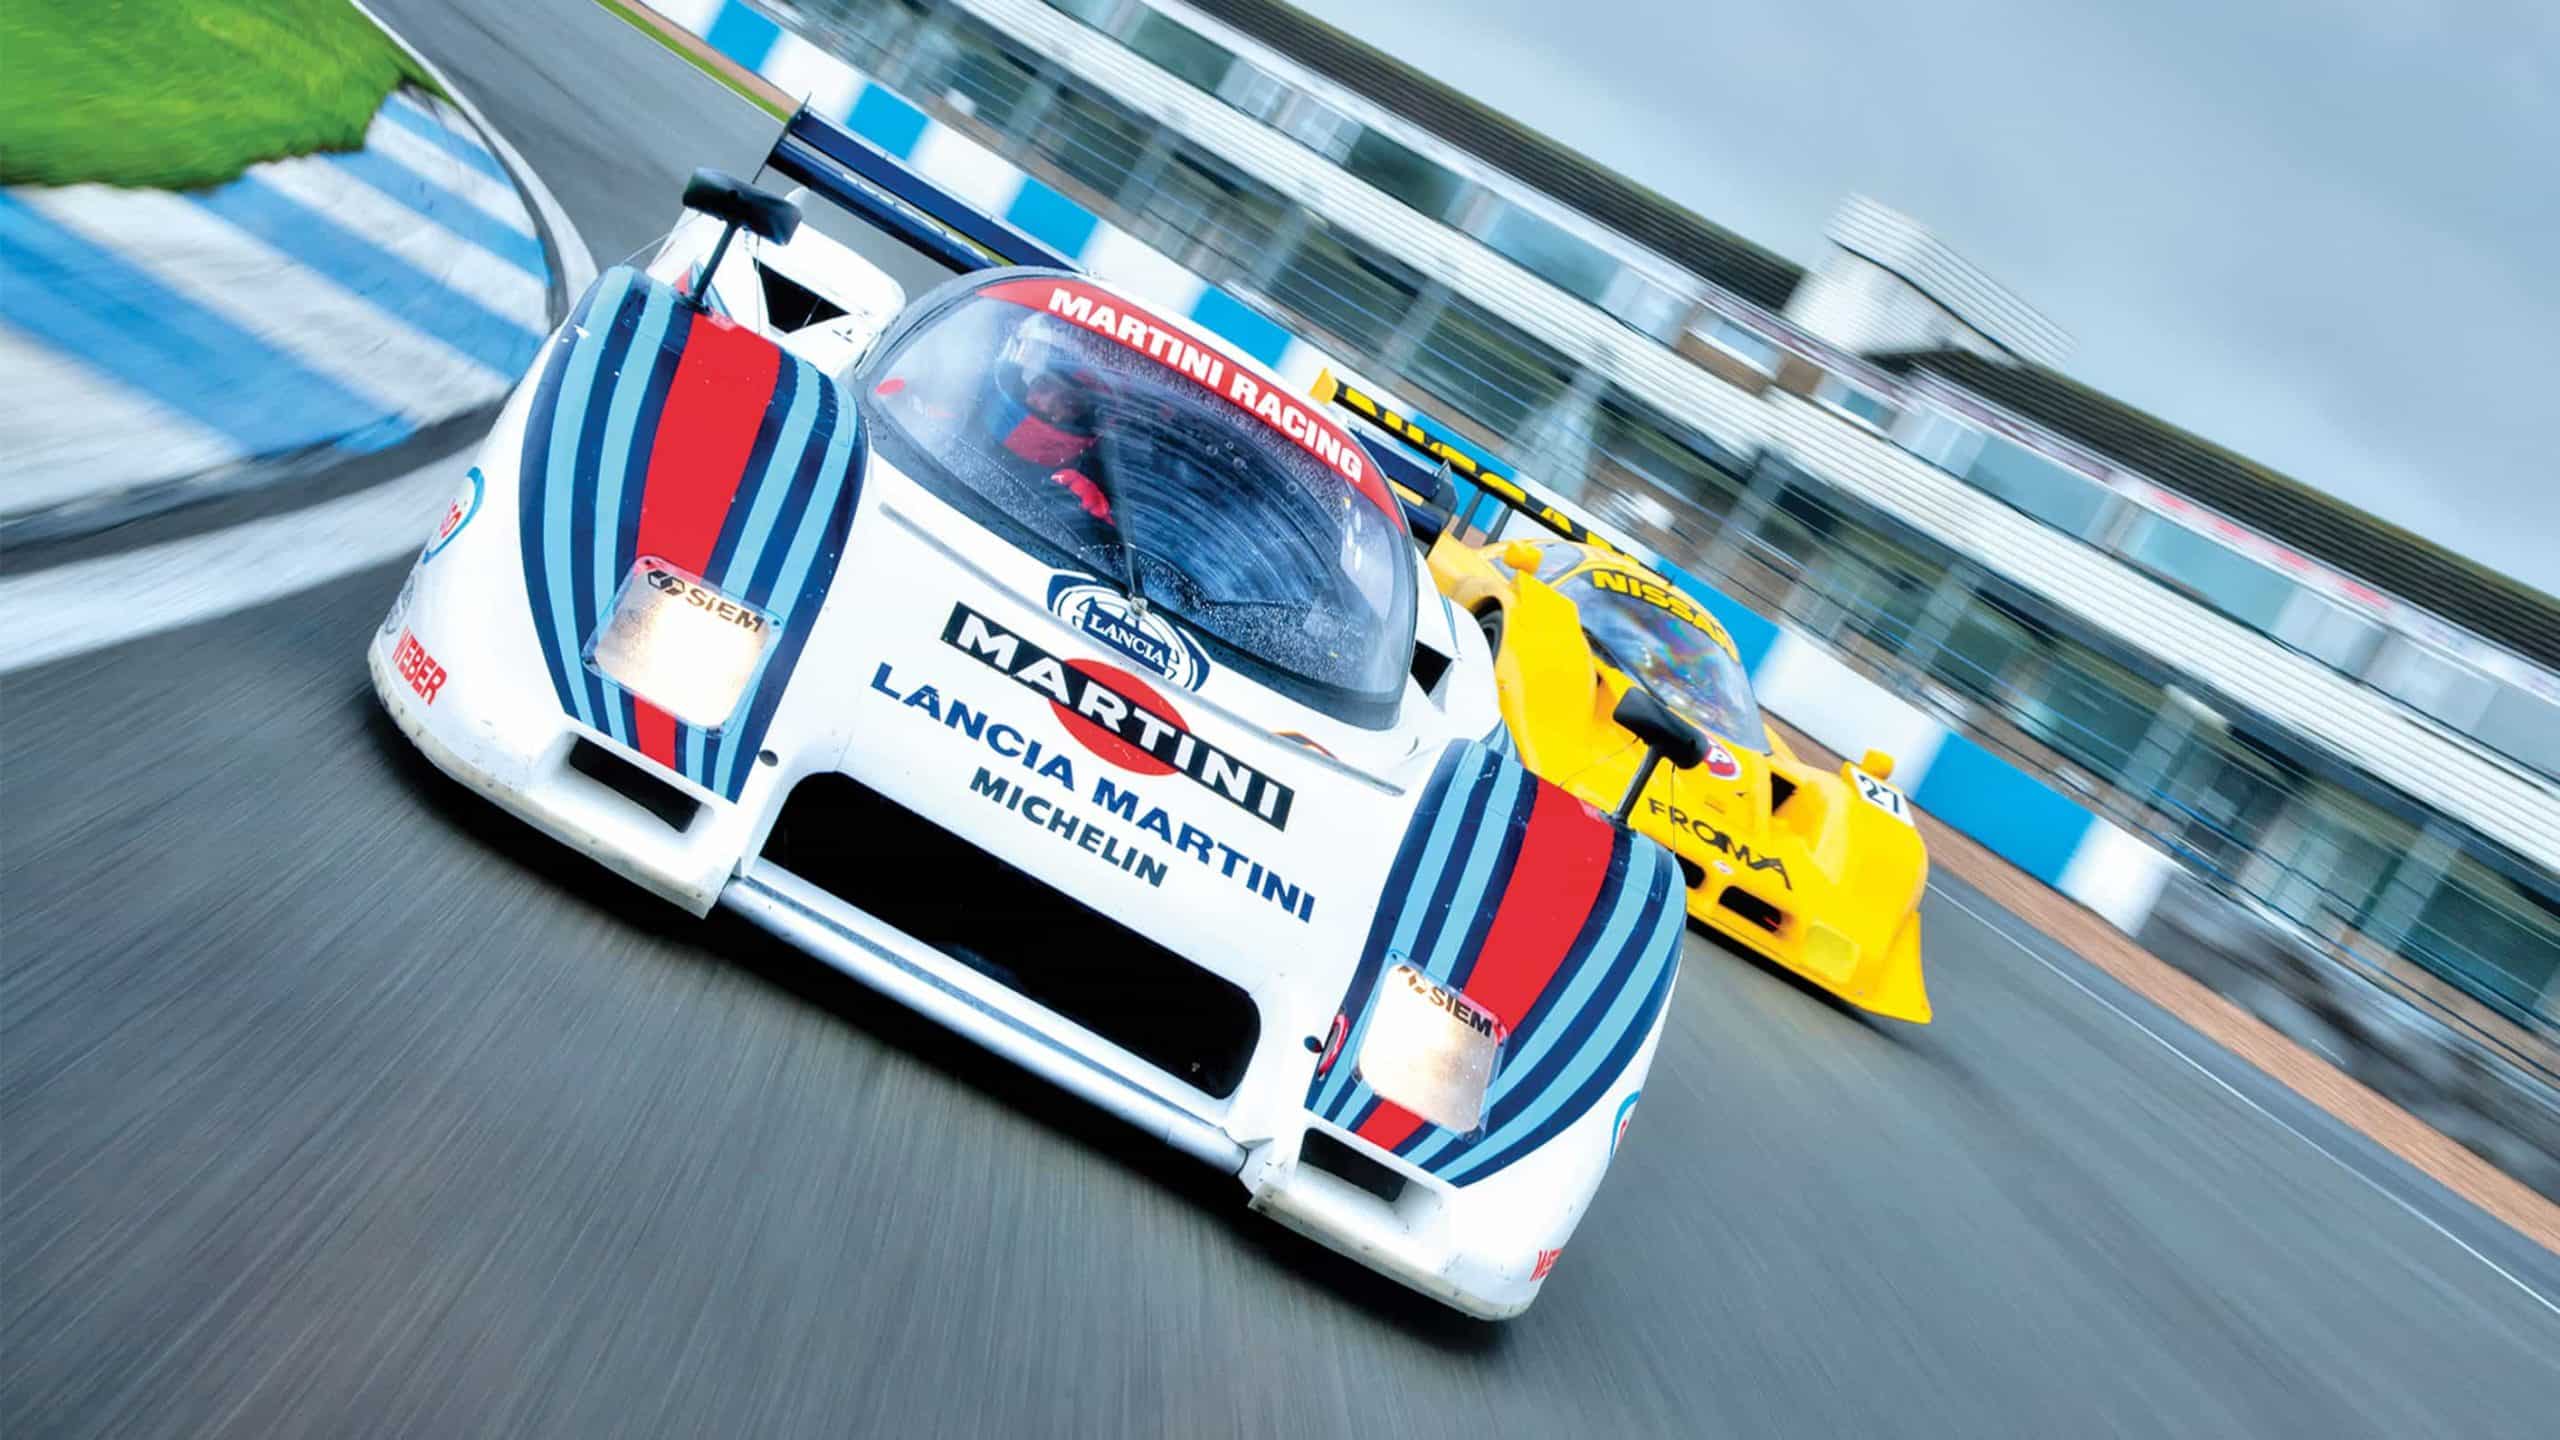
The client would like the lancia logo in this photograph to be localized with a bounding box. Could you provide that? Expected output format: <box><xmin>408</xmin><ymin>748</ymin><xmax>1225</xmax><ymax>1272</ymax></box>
<box><xmin>1046</xmin><ymin>576</ymin><xmax>1210</xmax><ymax>691</ymax></box>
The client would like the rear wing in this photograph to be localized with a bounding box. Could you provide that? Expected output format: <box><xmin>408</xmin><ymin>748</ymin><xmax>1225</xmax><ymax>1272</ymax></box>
<box><xmin>1313</xmin><ymin>371</ymin><xmax>1631</xmax><ymax>558</ymax></box>
<box><xmin>760</xmin><ymin>106</ymin><xmax>1078</xmax><ymax>275</ymax></box>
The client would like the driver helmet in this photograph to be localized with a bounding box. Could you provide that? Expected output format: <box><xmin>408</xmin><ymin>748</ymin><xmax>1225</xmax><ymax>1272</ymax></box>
<box><xmin>982</xmin><ymin>312</ymin><xmax>1107</xmax><ymax>468</ymax></box>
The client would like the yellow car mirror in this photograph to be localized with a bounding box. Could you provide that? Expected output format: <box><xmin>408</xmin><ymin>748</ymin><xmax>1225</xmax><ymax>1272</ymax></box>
<box><xmin>1861</xmin><ymin>748</ymin><xmax>1896</xmax><ymax>780</ymax></box>
<box><xmin>1500</xmin><ymin>539</ymin><xmax>1544</xmax><ymax>573</ymax></box>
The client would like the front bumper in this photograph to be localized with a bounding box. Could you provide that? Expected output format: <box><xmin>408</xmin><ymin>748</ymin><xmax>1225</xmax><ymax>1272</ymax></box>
<box><xmin>369</xmin><ymin>623</ymin><xmax>1572</xmax><ymax>1320</ymax></box>
<box><xmin>729</xmin><ymin>859</ymin><xmax>1544</xmax><ymax>1320</ymax></box>
<box><xmin>369</xmin><ymin>631</ymin><xmax>748</xmax><ymax>913</ymax></box>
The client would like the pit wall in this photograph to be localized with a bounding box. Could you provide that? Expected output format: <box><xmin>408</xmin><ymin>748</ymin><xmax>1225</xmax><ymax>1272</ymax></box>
<box><xmin>657</xmin><ymin>0</ymin><xmax>2180</xmax><ymax>935</ymax></box>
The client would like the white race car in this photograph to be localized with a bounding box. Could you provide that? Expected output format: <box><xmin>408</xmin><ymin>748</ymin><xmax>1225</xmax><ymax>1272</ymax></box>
<box><xmin>370</xmin><ymin>111</ymin><xmax>1687</xmax><ymax>1318</ymax></box>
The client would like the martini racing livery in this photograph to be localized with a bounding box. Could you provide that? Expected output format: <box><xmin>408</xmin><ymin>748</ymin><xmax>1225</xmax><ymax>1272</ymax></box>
<box><xmin>367</xmin><ymin>111</ymin><xmax>1688</xmax><ymax>1318</ymax></box>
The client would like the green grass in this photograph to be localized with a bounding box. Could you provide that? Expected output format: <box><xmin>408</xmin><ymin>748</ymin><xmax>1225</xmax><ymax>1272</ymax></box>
<box><xmin>1</xmin><ymin>0</ymin><xmax>440</xmax><ymax>190</ymax></box>
<box><xmin>593</xmin><ymin>0</ymin><xmax>788</xmax><ymax>121</ymax></box>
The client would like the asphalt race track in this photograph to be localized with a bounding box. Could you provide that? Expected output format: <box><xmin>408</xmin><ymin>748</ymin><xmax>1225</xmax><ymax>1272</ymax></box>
<box><xmin>6</xmin><ymin>2</ymin><xmax>2559</xmax><ymax>1434</ymax></box>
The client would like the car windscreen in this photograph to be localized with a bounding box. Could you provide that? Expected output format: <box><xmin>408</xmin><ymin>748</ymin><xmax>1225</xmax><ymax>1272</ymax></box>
<box><xmin>856</xmin><ymin>276</ymin><xmax>1415</xmax><ymax>727</ymax></box>
<box><xmin>1494</xmin><ymin>539</ymin><xmax>1587</xmax><ymax>583</ymax></box>
<box><xmin>1564</xmin><ymin>568</ymin><xmax>1765</xmax><ymax>749</ymax></box>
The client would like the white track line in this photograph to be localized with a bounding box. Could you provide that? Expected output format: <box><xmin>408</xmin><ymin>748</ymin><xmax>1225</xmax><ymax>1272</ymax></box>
<box><xmin>0</xmin><ymin>325</ymin><xmax>242</xmax><ymax>512</ymax></box>
<box><xmin>1932</xmin><ymin>883</ymin><xmax>2560</xmax><ymax>1321</ymax></box>
<box><xmin>0</xmin><ymin>455</ymin><xmax>448</xmax><ymax>675</ymax></box>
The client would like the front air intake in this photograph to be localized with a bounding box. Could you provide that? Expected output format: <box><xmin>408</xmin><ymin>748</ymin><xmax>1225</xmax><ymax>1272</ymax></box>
<box><xmin>567</xmin><ymin>739</ymin><xmax>700</xmax><ymax>832</ymax></box>
<box><xmin>1718</xmin><ymin>887</ymin><xmax>1785</xmax><ymax>934</ymax></box>
<box><xmin>1300</xmin><ymin>1129</ymin><xmax>1408</xmax><ymax>1203</ymax></box>
<box><xmin>761</xmin><ymin>773</ymin><xmax>1260</xmax><ymax>1097</ymax></box>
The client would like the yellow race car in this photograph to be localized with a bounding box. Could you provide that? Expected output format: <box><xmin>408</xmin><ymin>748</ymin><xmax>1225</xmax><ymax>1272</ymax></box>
<box><xmin>1430</xmin><ymin>533</ymin><xmax>1933</xmax><ymax>1023</ymax></box>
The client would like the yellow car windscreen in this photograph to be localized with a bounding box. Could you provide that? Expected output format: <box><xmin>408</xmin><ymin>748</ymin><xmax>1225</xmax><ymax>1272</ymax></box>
<box><xmin>1565</xmin><ymin>568</ymin><xmax>1764</xmax><ymax>748</ymax></box>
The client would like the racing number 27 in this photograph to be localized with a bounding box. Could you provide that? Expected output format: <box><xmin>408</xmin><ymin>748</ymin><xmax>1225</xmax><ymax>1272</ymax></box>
<box><xmin>1854</xmin><ymin>771</ymin><xmax>1909</xmax><ymax>823</ymax></box>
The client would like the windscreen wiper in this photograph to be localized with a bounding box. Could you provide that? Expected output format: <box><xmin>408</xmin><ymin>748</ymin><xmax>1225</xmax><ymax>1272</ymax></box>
<box><xmin>1586</xmin><ymin>629</ymin><xmax>1642</xmax><ymax>692</ymax></box>
<box><xmin>1090</xmin><ymin>417</ymin><xmax>1161</xmax><ymax>617</ymax></box>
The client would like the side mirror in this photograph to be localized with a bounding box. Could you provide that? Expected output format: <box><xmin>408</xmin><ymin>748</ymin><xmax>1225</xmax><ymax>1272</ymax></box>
<box><xmin>1500</xmin><ymin>539</ymin><xmax>1544</xmax><ymax>573</ymax></box>
<box><xmin>1427</xmin><ymin>459</ymin><xmax>1459</xmax><ymax>514</ymax></box>
<box><xmin>683</xmin><ymin>169</ymin><xmax>801</xmax><ymax>242</ymax></box>
<box><xmin>677</xmin><ymin>169</ymin><xmax>801</xmax><ymax>309</ymax></box>
<box><xmin>1860</xmin><ymin>748</ymin><xmax>1895</xmax><ymax>781</ymax></box>
<box><xmin>1610</xmin><ymin>687</ymin><xmax>1708</xmax><ymax>824</ymax></box>
<box><xmin>1400</xmin><ymin>461</ymin><xmax>1460</xmax><ymax>547</ymax></box>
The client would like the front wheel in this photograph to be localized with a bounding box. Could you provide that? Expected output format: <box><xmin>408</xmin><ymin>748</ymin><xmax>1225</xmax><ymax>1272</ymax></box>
<box><xmin>1476</xmin><ymin>605</ymin><xmax>1505</xmax><ymax>657</ymax></box>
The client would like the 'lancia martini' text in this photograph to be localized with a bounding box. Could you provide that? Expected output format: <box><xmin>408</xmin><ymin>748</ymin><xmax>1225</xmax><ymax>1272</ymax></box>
<box><xmin>869</xmin><ymin>662</ymin><xmax>1317</xmax><ymax>923</ymax></box>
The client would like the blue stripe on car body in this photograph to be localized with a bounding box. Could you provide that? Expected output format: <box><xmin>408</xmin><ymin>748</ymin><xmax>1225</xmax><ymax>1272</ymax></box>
<box><xmin>567</xmin><ymin>284</ymin><xmax>656</xmax><ymax>732</ymax></box>
<box><xmin>1445</xmin><ymin>883</ymin><xmax>1681</xmax><ymax>1184</ymax></box>
<box><xmin>1305</xmin><ymin>740</ymin><xmax>1688</xmax><ymax>1185</ymax></box>
<box><xmin>535</xmin><ymin>271</ymin><xmax>634</xmax><ymax>731</ymax></box>
<box><xmin>715</xmin><ymin>393</ymin><xmax>859</xmax><ymax>798</ymax></box>
<box><xmin>516</xmin><ymin>268</ymin><xmax>862</xmax><ymax>800</ymax></box>
<box><xmin>514</xmin><ymin>296</ymin><xmax>591</xmax><ymax>709</ymax></box>
<box><xmin>1406</xmin><ymin>840</ymin><xmax>1664</xmax><ymax>1172</ymax></box>
<box><xmin>1445</xmin><ymin>858</ymin><xmax>1681</xmax><ymax>1182</ymax></box>
<box><xmin>1310</xmin><ymin>744</ymin><xmax>1478</xmax><ymax>1119</ymax></box>
<box><xmin>1418</xmin><ymin>763</ymin><xmax>1532</xmax><ymax>983</ymax></box>
<box><xmin>690</xmin><ymin>362</ymin><xmax>819</xmax><ymax>783</ymax></box>
<box><xmin>1328</xmin><ymin>757</ymin><xmax>1517</xmax><ymax>1126</ymax></box>
<box><xmin>588</xmin><ymin>285</ymin><xmax>686</xmax><ymax>743</ymax></box>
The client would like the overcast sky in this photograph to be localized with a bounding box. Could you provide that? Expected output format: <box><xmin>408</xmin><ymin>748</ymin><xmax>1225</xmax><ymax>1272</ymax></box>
<box><xmin>1288</xmin><ymin>0</ymin><xmax>2560</xmax><ymax>596</ymax></box>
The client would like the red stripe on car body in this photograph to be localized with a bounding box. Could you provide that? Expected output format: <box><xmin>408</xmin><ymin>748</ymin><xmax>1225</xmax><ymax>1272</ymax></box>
<box><xmin>1355</xmin><ymin>1101</ymin><xmax>1427</xmax><ymax>1153</ymax></box>
<box><xmin>1462</xmin><ymin>783</ymin><xmax>1616</xmax><ymax>1027</ymax></box>
<box><xmin>633</xmin><ymin>700</ymin><xmax>676</xmax><ymax>763</ymax></box>
<box><xmin>628</xmin><ymin>312</ymin><xmax>782</xmax><ymax>764</ymax></box>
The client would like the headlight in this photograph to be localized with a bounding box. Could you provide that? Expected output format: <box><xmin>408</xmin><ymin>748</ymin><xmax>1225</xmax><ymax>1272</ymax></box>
<box><xmin>1805</xmin><ymin>923</ymin><xmax>1857</xmax><ymax>983</ymax></box>
<box><xmin>588</xmin><ymin>558</ymin><xmax>775</xmax><ymax>730</ymax></box>
<box><xmin>1356</xmin><ymin>964</ymin><xmax>1507</xmax><ymax>1133</ymax></box>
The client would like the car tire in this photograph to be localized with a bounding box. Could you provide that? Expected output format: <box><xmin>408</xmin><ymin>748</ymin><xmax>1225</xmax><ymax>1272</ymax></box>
<box><xmin>1477</xmin><ymin>605</ymin><xmax>1505</xmax><ymax>657</ymax></box>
